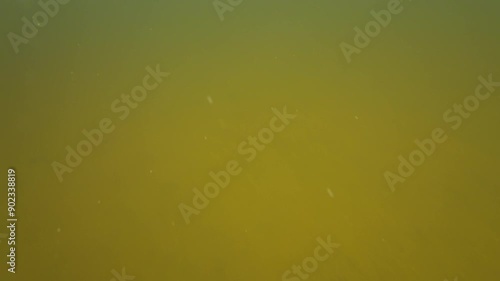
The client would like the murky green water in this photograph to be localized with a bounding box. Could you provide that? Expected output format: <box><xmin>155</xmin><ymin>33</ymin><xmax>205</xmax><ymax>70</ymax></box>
<box><xmin>1</xmin><ymin>0</ymin><xmax>500</xmax><ymax>280</ymax></box>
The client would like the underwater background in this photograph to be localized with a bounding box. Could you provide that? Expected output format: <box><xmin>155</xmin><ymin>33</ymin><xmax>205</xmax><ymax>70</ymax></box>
<box><xmin>1</xmin><ymin>0</ymin><xmax>500</xmax><ymax>280</ymax></box>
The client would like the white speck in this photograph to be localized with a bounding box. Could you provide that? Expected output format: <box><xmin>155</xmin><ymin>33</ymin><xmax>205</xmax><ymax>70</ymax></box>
<box><xmin>207</xmin><ymin>96</ymin><xmax>213</xmax><ymax>104</ymax></box>
<box><xmin>354</xmin><ymin>115</ymin><xmax>359</xmax><ymax>120</ymax></box>
<box><xmin>97</xmin><ymin>200</ymin><xmax>101</xmax><ymax>204</ymax></box>
<box><xmin>244</xmin><ymin>229</ymin><xmax>248</xmax><ymax>233</ymax></box>
<box><xmin>326</xmin><ymin>188</ymin><xmax>334</xmax><ymax>198</ymax></box>
<box><xmin>57</xmin><ymin>228</ymin><xmax>61</xmax><ymax>233</ymax></box>
<box><xmin>204</xmin><ymin>136</ymin><xmax>207</xmax><ymax>140</ymax></box>
<box><xmin>149</xmin><ymin>170</ymin><xmax>153</xmax><ymax>174</ymax></box>
<box><xmin>381</xmin><ymin>238</ymin><xmax>386</xmax><ymax>242</ymax></box>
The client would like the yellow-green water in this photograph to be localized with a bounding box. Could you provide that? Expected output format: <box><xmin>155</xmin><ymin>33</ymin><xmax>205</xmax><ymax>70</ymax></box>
<box><xmin>1</xmin><ymin>0</ymin><xmax>500</xmax><ymax>280</ymax></box>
